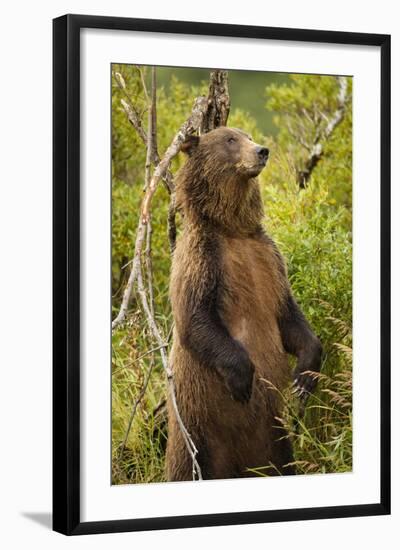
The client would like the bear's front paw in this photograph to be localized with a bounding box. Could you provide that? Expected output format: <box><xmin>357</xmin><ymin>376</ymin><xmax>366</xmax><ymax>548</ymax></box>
<box><xmin>292</xmin><ymin>369</ymin><xmax>319</xmax><ymax>402</ymax></box>
<box><xmin>225</xmin><ymin>360</ymin><xmax>255</xmax><ymax>404</ymax></box>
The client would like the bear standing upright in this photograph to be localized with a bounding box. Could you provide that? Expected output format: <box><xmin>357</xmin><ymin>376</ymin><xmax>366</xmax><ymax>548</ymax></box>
<box><xmin>166</xmin><ymin>127</ymin><xmax>322</xmax><ymax>481</ymax></box>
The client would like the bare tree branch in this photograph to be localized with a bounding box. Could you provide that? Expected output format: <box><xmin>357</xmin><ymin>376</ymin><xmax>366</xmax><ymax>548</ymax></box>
<box><xmin>120</xmin><ymin>97</ymin><xmax>148</xmax><ymax>144</ymax></box>
<box><xmin>297</xmin><ymin>77</ymin><xmax>348</xmax><ymax>188</ymax></box>
<box><xmin>138</xmin><ymin>66</ymin><xmax>150</xmax><ymax>104</ymax></box>
<box><xmin>150</xmin><ymin>67</ymin><xmax>158</xmax><ymax>161</ymax></box>
<box><xmin>145</xmin><ymin>218</ymin><xmax>155</xmax><ymax>317</ymax></box>
<box><xmin>201</xmin><ymin>70</ymin><xmax>230</xmax><ymax>133</ymax></box>
<box><xmin>144</xmin><ymin>69</ymin><xmax>156</xmax><ymax>366</ymax></box>
<box><xmin>325</xmin><ymin>77</ymin><xmax>348</xmax><ymax>135</ymax></box>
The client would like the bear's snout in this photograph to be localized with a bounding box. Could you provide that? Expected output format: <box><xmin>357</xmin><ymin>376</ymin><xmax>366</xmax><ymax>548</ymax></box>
<box><xmin>256</xmin><ymin>146</ymin><xmax>269</xmax><ymax>165</ymax></box>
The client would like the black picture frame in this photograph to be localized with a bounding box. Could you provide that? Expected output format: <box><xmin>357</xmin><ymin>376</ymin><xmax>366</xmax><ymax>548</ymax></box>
<box><xmin>53</xmin><ymin>13</ymin><xmax>391</xmax><ymax>536</ymax></box>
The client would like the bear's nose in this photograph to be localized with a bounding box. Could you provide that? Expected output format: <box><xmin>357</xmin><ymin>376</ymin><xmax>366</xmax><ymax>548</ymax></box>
<box><xmin>256</xmin><ymin>146</ymin><xmax>269</xmax><ymax>163</ymax></box>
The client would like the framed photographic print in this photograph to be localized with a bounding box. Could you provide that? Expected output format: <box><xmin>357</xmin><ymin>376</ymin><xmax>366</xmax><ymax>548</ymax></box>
<box><xmin>53</xmin><ymin>14</ymin><xmax>391</xmax><ymax>535</ymax></box>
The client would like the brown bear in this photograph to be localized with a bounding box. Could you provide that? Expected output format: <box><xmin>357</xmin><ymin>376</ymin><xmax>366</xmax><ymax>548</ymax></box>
<box><xmin>166</xmin><ymin>127</ymin><xmax>322</xmax><ymax>481</ymax></box>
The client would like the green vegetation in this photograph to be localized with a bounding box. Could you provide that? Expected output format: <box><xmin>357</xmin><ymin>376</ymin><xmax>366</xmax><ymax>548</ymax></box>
<box><xmin>156</xmin><ymin>67</ymin><xmax>290</xmax><ymax>135</ymax></box>
<box><xmin>112</xmin><ymin>66</ymin><xmax>352</xmax><ymax>484</ymax></box>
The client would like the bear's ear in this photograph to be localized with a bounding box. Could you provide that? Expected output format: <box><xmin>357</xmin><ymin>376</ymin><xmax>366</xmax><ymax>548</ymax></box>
<box><xmin>181</xmin><ymin>135</ymin><xmax>199</xmax><ymax>156</ymax></box>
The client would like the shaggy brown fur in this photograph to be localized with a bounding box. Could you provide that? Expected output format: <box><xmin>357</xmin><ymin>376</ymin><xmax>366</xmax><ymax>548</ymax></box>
<box><xmin>166</xmin><ymin>127</ymin><xmax>322</xmax><ymax>481</ymax></box>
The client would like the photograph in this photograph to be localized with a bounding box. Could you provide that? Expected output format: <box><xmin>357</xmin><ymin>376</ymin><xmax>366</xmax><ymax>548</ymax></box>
<box><xmin>0</xmin><ymin>0</ymin><xmax>395</xmax><ymax>544</ymax></box>
<box><xmin>111</xmin><ymin>65</ymin><xmax>353</xmax><ymax>485</ymax></box>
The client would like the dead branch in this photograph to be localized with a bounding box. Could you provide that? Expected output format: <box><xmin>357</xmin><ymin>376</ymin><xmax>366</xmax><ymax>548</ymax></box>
<box><xmin>119</xmin><ymin>97</ymin><xmax>147</xmax><ymax>144</ymax></box>
<box><xmin>139</xmin><ymin>66</ymin><xmax>150</xmax><ymax>104</ymax></box>
<box><xmin>150</xmin><ymin>67</ymin><xmax>158</xmax><ymax>161</ymax></box>
<box><xmin>144</xmin><ymin>69</ymin><xmax>156</xmax><ymax>359</ymax></box>
<box><xmin>144</xmin><ymin>72</ymin><xmax>154</xmax><ymax>192</ymax></box>
<box><xmin>201</xmin><ymin>70</ymin><xmax>230</xmax><ymax>133</ymax></box>
<box><xmin>297</xmin><ymin>76</ymin><xmax>348</xmax><ymax>188</ymax></box>
<box><xmin>145</xmin><ymin>218</ymin><xmax>155</xmax><ymax>317</ymax></box>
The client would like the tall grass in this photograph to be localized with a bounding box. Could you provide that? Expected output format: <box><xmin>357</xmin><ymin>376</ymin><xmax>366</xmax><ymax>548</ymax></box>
<box><xmin>267</xmin><ymin>310</ymin><xmax>352</xmax><ymax>476</ymax></box>
<box><xmin>112</xmin><ymin>322</ymin><xmax>168</xmax><ymax>484</ymax></box>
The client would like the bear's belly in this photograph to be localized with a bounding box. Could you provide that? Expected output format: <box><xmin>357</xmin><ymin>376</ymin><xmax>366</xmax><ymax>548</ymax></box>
<box><xmin>220</xmin><ymin>235</ymin><xmax>290</xmax><ymax>385</ymax></box>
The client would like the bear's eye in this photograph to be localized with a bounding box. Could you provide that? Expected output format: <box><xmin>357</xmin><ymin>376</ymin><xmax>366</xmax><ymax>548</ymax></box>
<box><xmin>227</xmin><ymin>137</ymin><xmax>237</xmax><ymax>144</ymax></box>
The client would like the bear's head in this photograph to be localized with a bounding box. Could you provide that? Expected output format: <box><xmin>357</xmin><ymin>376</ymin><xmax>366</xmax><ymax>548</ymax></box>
<box><xmin>181</xmin><ymin>127</ymin><xmax>269</xmax><ymax>179</ymax></box>
<box><xmin>176</xmin><ymin>127</ymin><xmax>268</xmax><ymax>234</ymax></box>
